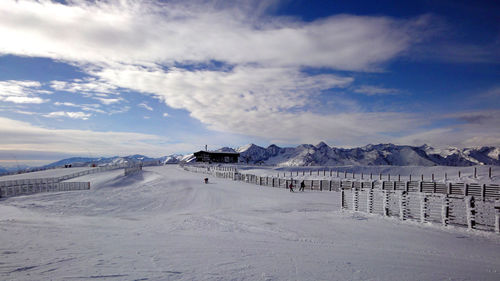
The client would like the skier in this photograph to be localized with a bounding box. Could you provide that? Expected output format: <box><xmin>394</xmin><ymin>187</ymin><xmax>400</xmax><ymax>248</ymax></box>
<box><xmin>289</xmin><ymin>181</ymin><xmax>294</xmax><ymax>192</ymax></box>
<box><xmin>299</xmin><ymin>180</ymin><xmax>305</xmax><ymax>192</ymax></box>
<box><xmin>204</xmin><ymin>178</ymin><xmax>209</xmax><ymax>184</ymax></box>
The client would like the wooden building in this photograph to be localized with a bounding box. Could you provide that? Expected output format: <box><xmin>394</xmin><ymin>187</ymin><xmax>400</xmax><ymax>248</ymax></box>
<box><xmin>193</xmin><ymin>151</ymin><xmax>240</xmax><ymax>163</ymax></box>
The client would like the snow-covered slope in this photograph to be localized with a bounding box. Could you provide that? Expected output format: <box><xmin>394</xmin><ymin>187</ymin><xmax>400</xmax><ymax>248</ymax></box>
<box><xmin>236</xmin><ymin>143</ymin><xmax>500</xmax><ymax>166</ymax></box>
<box><xmin>1</xmin><ymin>166</ymin><xmax>499</xmax><ymax>280</ymax></box>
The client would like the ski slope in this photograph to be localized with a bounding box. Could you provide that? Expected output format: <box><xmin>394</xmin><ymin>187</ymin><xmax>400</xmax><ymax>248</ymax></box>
<box><xmin>1</xmin><ymin>166</ymin><xmax>499</xmax><ymax>280</ymax></box>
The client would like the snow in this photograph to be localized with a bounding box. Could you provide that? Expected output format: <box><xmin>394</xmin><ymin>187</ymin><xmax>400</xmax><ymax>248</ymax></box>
<box><xmin>1</xmin><ymin>165</ymin><xmax>500</xmax><ymax>280</ymax></box>
<box><xmin>0</xmin><ymin>167</ymin><xmax>95</xmax><ymax>181</ymax></box>
<box><xmin>236</xmin><ymin>143</ymin><xmax>500</xmax><ymax>166</ymax></box>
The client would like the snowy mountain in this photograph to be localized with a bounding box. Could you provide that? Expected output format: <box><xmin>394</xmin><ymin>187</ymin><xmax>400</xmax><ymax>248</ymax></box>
<box><xmin>41</xmin><ymin>154</ymin><xmax>182</xmax><ymax>169</ymax></box>
<box><xmin>236</xmin><ymin>143</ymin><xmax>500</xmax><ymax>166</ymax></box>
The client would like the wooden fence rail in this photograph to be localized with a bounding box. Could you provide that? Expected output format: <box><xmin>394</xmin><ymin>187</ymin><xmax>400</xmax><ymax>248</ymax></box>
<box><xmin>341</xmin><ymin>188</ymin><xmax>500</xmax><ymax>234</ymax></box>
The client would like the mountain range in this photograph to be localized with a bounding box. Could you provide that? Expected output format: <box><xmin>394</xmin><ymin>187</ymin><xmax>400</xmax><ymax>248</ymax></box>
<box><xmin>1</xmin><ymin>143</ymin><xmax>498</xmax><ymax>175</ymax></box>
<box><xmin>231</xmin><ymin>143</ymin><xmax>500</xmax><ymax>167</ymax></box>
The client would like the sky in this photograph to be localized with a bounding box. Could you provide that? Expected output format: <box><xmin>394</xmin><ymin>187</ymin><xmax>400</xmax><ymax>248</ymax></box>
<box><xmin>0</xmin><ymin>0</ymin><xmax>499</xmax><ymax>167</ymax></box>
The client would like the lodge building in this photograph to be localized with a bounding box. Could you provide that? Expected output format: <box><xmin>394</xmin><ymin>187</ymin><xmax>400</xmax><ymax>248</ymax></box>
<box><xmin>193</xmin><ymin>151</ymin><xmax>240</xmax><ymax>163</ymax></box>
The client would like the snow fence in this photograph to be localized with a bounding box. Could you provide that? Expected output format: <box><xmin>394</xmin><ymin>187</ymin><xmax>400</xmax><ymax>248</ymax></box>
<box><xmin>0</xmin><ymin>164</ymin><xmax>129</xmax><ymax>199</ymax></box>
<box><xmin>183</xmin><ymin>164</ymin><xmax>500</xmax><ymax>233</ymax></box>
<box><xmin>125</xmin><ymin>165</ymin><xmax>143</xmax><ymax>175</ymax></box>
<box><xmin>0</xmin><ymin>180</ymin><xmax>90</xmax><ymax>198</ymax></box>
<box><xmin>341</xmin><ymin>188</ymin><xmax>500</xmax><ymax>234</ymax></box>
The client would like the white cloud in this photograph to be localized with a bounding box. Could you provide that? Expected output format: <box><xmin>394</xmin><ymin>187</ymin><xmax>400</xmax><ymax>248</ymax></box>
<box><xmin>163</xmin><ymin>113</ymin><xmax>169</xmax><ymax>117</ymax></box>
<box><xmin>94</xmin><ymin>64</ymin><xmax>426</xmax><ymax>145</ymax></box>
<box><xmin>0</xmin><ymin>80</ymin><xmax>50</xmax><ymax>104</ymax></box>
<box><xmin>50</xmin><ymin>78</ymin><xmax>118</xmax><ymax>94</ymax></box>
<box><xmin>138</xmin><ymin>102</ymin><xmax>153</xmax><ymax>111</ymax></box>
<box><xmin>354</xmin><ymin>85</ymin><xmax>400</xmax><ymax>96</ymax></box>
<box><xmin>43</xmin><ymin>111</ymin><xmax>92</xmax><ymax>120</ymax></box>
<box><xmin>2</xmin><ymin>0</ymin><xmax>494</xmax><ymax>149</ymax></box>
<box><xmin>94</xmin><ymin>97</ymin><xmax>122</xmax><ymax>105</ymax></box>
<box><xmin>54</xmin><ymin>101</ymin><xmax>78</xmax><ymax>107</ymax></box>
<box><xmin>0</xmin><ymin>116</ymin><xmax>190</xmax><ymax>157</ymax></box>
<box><xmin>396</xmin><ymin>110</ymin><xmax>500</xmax><ymax>148</ymax></box>
<box><xmin>0</xmin><ymin>0</ymin><xmax>429</xmax><ymax>71</ymax></box>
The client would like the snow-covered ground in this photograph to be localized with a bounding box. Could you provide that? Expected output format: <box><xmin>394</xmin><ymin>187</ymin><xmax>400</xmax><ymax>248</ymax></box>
<box><xmin>1</xmin><ymin>166</ymin><xmax>499</xmax><ymax>280</ymax></box>
<box><xmin>0</xmin><ymin>167</ymin><xmax>96</xmax><ymax>181</ymax></box>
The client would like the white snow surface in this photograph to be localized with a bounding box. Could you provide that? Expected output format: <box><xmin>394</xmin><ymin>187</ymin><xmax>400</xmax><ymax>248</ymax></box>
<box><xmin>0</xmin><ymin>167</ymin><xmax>95</xmax><ymax>181</ymax></box>
<box><xmin>1</xmin><ymin>166</ymin><xmax>500</xmax><ymax>280</ymax></box>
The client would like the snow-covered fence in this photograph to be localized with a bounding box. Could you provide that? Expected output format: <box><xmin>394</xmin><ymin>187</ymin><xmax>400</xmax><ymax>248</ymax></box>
<box><xmin>125</xmin><ymin>165</ymin><xmax>142</xmax><ymax>176</ymax></box>
<box><xmin>341</xmin><ymin>188</ymin><xmax>500</xmax><ymax>233</ymax></box>
<box><xmin>183</xmin><ymin>165</ymin><xmax>238</xmax><ymax>179</ymax></box>
<box><xmin>0</xmin><ymin>181</ymin><xmax>90</xmax><ymax>198</ymax></box>
<box><xmin>0</xmin><ymin>164</ymin><xmax>128</xmax><ymax>199</ymax></box>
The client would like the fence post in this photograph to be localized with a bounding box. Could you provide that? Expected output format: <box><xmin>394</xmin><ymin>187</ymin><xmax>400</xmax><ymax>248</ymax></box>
<box><xmin>466</xmin><ymin>196</ymin><xmax>476</xmax><ymax>230</ymax></box>
<box><xmin>341</xmin><ymin>189</ymin><xmax>345</xmax><ymax>209</ymax></box>
<box><xmin>420</xmin><ymin>193</ymin><xmax>428</xmax><ymax>223</ymax></box>
<box><xmin>481</xmin><ymin>184</ymin><xmax>486</xmax><ymax>201</ymax></box>
<box><xmin>353</xmin><ymin>189</ymin><xmax>359</xmax><ymax>211</ymax></box>
<box><xmin>399</xmin><ymin>191</ymin><xmax>406</xmax><ymax>220</ymax></box>
<box><xmin>383</xmin><ymin>190</ymin><xmax>389</xmax><ymax>217</ymax></box>
<box><xmin>495</xmin><ymin>203</ymin><xmax>500</xmax><ymax>234</ymax></box>
<box><xmin>367</xmin><ymin>188</ymin><xmax>373</xmax><ymax>214</ymax></box>
<box><xmin>319</xmin><ymin>180</ymin><xmax>323</xmax><ymax>191</ymax></box>
<box><xmin>489</xmin><ymin>167</ymin><xmax>492</xmax><ymax>179</ymax></box>
<box><xmin>441</xmin><ymin>194</ymin><xmax>449</xmax><ymax>226</ymax></box>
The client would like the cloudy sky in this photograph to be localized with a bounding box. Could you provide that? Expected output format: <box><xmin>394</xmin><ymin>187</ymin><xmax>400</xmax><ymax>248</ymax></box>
<box><xmin>0</xmin><ymin>0</ymin><xmax>499</xmax><ymax>166</ymax></box>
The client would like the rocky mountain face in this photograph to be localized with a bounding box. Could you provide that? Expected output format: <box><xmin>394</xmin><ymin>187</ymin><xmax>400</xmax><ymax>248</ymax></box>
<box><xmin>236</xmin><ymin>143</ymin><xmax>500</xmax><ymax>166</ymax></box>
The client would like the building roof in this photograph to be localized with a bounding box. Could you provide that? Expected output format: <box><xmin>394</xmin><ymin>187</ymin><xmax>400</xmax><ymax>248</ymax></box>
<box><xmin>194</xmin><ymin>150</ymin><xmax>240</xmax><ymax>155</ymax></box>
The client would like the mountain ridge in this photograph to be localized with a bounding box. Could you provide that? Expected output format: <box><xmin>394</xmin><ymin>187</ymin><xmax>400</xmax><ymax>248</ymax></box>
<box><xmin>235</xmin><ymin>143</ymin><xmax>500</xmax><ymax>166</ymax></box>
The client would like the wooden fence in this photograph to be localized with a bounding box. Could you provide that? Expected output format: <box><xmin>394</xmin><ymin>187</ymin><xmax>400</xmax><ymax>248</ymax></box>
<box><xmin>0</xmin><ymin>164</ymin><xmax>129</xmax><ymax>199</ymax></box>
<box><xmin>0</xmin><ymin>181</ymin><xmax>90</xmax><ymax>198</ymax></box>
<box><xmin>125</xmin><ymin>165</ymin><xmax>143</xmax><ymax>175</ymax></box>
<box><xmin>183</xmin><ymin>164</ymin><xmax>500</xmax><ymax>233</ymax></box>
<box><xmin>341</xmin><ymin>188</ymin><xmax>500</xmax><ymax>233</ymax></box>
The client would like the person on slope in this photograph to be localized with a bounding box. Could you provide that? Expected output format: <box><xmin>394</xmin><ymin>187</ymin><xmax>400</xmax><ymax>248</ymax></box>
<box><xmin>289</xmin><ymin>182</ymin><xmax>294</xmax><ymax>192</ymax></box>
<box><xmin>299</xmin><ymin>180</ymin><xmax>305</xmax><ymax>192</ymax></box>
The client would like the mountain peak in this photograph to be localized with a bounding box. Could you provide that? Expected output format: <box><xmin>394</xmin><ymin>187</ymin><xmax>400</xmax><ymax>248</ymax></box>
<box><xmin>316</xmin><ymin>141</ymin><xmax>329</xmax><ymax>148</ymax></box>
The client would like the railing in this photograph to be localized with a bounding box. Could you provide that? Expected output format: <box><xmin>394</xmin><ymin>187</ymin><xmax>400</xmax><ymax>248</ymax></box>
<box><xmin>0</xmin><ymin>164</ymin><xmax>128</xmax><ymax>199</ymax></box>
<box><xmin>184</xmin><ymin>164</ymin><xmax>500</xmax><ymax>233</ymax></box>
<box><xmin>341</xmin><ymin>188</ymin><xmax>500</xmax><ymax>233</ymax></box>
<box><xmin>0</xmin><ymin>181</ymin><xmax>90</xmax><ymax>198</ymax></box>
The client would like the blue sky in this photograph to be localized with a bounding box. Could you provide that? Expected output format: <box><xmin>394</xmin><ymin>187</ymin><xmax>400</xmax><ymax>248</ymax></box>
<box><xmin>0</xmin><ymin>0</ymin><xmax>499</xmax><ymax>166</ymax></box>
